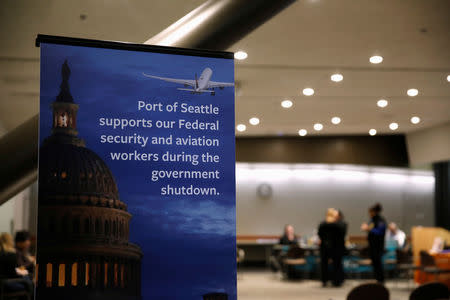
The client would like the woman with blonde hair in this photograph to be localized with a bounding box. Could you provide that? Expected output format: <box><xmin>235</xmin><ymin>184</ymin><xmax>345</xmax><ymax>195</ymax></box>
<box><xmin>0</xmin><ymin>232</ymin><xmax>16</xmax><ymax>253</ymax></box>
<box><xmin>318</xmin><ymin>208</ymin><xmax>346</xmax><ymax>287</ymax></box>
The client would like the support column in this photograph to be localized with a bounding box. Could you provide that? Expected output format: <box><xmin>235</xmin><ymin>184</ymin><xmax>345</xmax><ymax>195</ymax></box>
<box><xmin>433</xmin><ymin>161</ymin><xmax>450</xmax><ymax>230</ymax></box>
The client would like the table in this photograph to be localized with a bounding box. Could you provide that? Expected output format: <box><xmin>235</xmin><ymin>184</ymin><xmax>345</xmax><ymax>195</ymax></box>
<box><xmin>415</xmin><ymin>252</ymin><xmax>450</xmax><ymax>288</ymax></box>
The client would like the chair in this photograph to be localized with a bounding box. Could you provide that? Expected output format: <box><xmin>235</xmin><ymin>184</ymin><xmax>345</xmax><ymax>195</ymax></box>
<box><xmin>409</xmin><ymin>282</ymin><xmax>449</xmax><ymax>300</ymax></box>
<box><xmin>355</xmin><ymin>247</ymin><xmax>373</xmax><ymax>279</ymax></box>
<box><xmin>269</xmin><ymin>244</ymin><xmax>287</xmax><ymax>273</ymax></box>
<box><xmin>420</xmin><ymin>251</ymin><xmax>450</xmax><ymax>281</ymax></box>
<box><xmin>395</xmin><ymin>249</ymin><xmax>421</xmax><ymax>286</ymax></box>
<box><xmin>236</xmin><ymin>248</ymin><xmax>245</xmax><ymax>279</ymax></box>
<box><xmin>284</xmin><ymin>246</ymin><xmax>307</xmax><ymax>265</ymax></box>
<box><xmin>0</xmin><ymin>278</ymin><xmax>32</xmax><ymax>300</ymax></box>
<box><xmin>282</xmin><ymin>246</ymin><xmax>307</xmax><ymax>279</ymax></box>
<box><xmin>347</xmin><ymin>282</ymin><xmax>389</xmax><ymax>300</ymax></box>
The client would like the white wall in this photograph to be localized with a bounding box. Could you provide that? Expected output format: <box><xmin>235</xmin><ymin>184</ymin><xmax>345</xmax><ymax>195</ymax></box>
<box><xmin>236</xmin><ymin>163</ymin><xmax>434</xmax><ymax>237</ymax></box>
<box><xmin>0</xmin><ymin>197</ymin><xmax>15</xmax><ymax>234</ymax></box>
<box><xmin>0</xmin><ymin>185</ymin><xmax>36</xmax><ymax>235</ymax></box>
<box><xmin>407</xmin><ymin>122</ymin><xmax>450</xmax><ymax>165</ymax></box>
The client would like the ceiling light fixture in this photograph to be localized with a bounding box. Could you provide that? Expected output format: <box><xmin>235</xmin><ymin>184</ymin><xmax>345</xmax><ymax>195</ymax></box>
<box><xmin>249</xmin><ymin>117</ymin><xmax>260</xmax><ymax>125</ymax></box>
<box><xmin>313</xmin><ymin>123</ymin><xmax>323</xmax><ymax>131</ymax></box>
<box><xmin>370</xmin><ymin>55</ymin><xmax>383</xmax><ymax>64</ymax></box>
<box><xmin>331</xmin><ymin>117</ymin><xmax>341</xmax><ymax>125</ymax></box>
<box><xmin>234</xmin><ymin>51</ymin><xmax>248</xmax><ymax>60</ymax></box>
<box><xmin>447</xmin><ymin>75</ymin><xmax>450</xmax><ymax>82</ymax></box>
<box><xmin>411</xmin><ymin>116</ymin><xmax>421</xmax><ymax>124</ymax></box>
<box><xmin>303</xmin><ymin>88</ymin><xmax>314</xmax><ymax>96</ymax></box>
<box><xmin>377</xmin><ymin>99</ymin><xmax>388</xmax><ymax>108</ymax></box>
<box><xmin>298</xmin><ymin>129</ymin><xmax>307</xmax><ymax>136</ymax></box>
<box><xmin>407</xmin><ymin>88</ymin><xmax>419</xmax><ymax>97</ymax></box>
<box><xmin>331</xmin><ymin>74</ymin><xmax>343</xmax><ymax>82</ymax></box>
<box><xmin>236</xmin><ymin>124</ymin><xmax>246</xmax><ymax>132</ymax></box>
<box><xmin>389</xmin><ymin>122</ymin><xmax>399</xmax><ymax>130</ymax></box>
<box><xmin>281</xmin><ymin>100</ymin><xmax>293</xmax><ymax>108</ymax></box>
<box><xmin>369</xmin><ymin>129</ymin><xmax>377</xmax><ymax>136</ymax></box>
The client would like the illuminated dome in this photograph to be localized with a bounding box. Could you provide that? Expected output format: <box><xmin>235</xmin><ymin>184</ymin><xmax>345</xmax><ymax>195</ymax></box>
<box><xmin>39</xmin><ymin>142</ymin><xmax>126</xmax><ymax>210</ymax></box>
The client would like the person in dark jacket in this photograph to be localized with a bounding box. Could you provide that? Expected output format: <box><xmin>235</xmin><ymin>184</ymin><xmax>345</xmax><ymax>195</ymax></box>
<box><xmin>270</xmin><ymin>225</ymin><xmax>298</xmax><ymax>272</ymax></box>
<box><xmin>14</xmin><ymin>231</ymin><xmax>35</xmax><ymax>274</ymax></box>
<box><xmin>361</xmin><ymin>203</ymin><xmax>387</xmax><ymax>283</ymax></box>
<box><xmin>318</xmin><ymin>208</ymin><xmax>346</xmax><ymax>287</ymax></box>
<box><xmin>279</xmin><ymin>224</ymin><xmax>298</xmax><ymax>245</ymax></box>
<box><xmin>0</xmin><ymin>233</ymin><xmax>33</xmax><ymax>294</ymax></box>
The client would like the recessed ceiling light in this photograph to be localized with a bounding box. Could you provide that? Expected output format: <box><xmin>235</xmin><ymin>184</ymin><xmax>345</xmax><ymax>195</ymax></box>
<box><xmin>411</xmin><ymin>116</ymin><xmax>421</xmax><ymax>124</ymax></box>
<box><xmin>369</xmin><ymin>55</ymin><xmax>383</xmax><ymax>64</ymax></box>
<box><xmin>249</xmin><ymin>117</ymin><xmax>260</xmax><ymax>125</ymax></box>
<box><xmin>303</xmin><ymin>88</ymin><xmax>314</xmax><ymax>96</ymax></box>
<box><xmin>234</xmin><ymin>51</ymin><xmax>248</xmax><ymax>60</ymax></box>
<box><xmin>369</xmin><ymin>129</ymin><xmax>377</xmax><ymax>136</ymax></box>
<box><xmin>313</xmin><ymin>123</ymin><xmax>323</xmax><ymax>131</ymax></box>
<box><xmin>298</xmin><ymin>129</ymin><xmax>307</xmax><ymax>136</ymax></box>
<box><xmin>407</xmin><ymin>88</ymin><xmax>419</xmax><ymax>97</ymax></box>
<box><xmin>377</xmin><ymin>99</ymin><xmax>388</xmax><ymax>108</ymax></box>
<box><xmin>447</xmin><ymin>75</ymin><xmax>450</xmax><ymax>82</ymax></box>
<box><xmin>331</xmin><ymin>73</ymin><xmax>343</xmax><ymax>82</ymax></box>
<box><xmin>236</xmin><ymin>124</ymin><xmax>246</xmax><ymax>132</ymax></box>
<box><xmin>389</xmin><ymin>122</ymin><xmax>399</xmax><ymax>130</ymax></box>
<box><xmin>331</xmin><ymin>117</ymin><xmax>341</xmax><ymax>124</ymax></box>
<box><xmin>281</xmin><ymin>99</ymin><xmax>293</xmax><ymax>108</ymax></box>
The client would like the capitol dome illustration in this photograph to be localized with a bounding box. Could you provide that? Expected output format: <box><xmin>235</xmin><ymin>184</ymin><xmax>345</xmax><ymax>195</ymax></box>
<box><xmin>36</xmin><ymin>60</ymin><xmax>142</xmax><ymax>300</ymax></box>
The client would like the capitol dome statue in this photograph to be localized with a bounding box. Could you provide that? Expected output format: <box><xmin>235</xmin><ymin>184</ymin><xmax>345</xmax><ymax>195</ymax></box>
<box><xmin>36</xmin><ymin>60</ymin><xmax>142</xmax><ymax>300</ymax></box>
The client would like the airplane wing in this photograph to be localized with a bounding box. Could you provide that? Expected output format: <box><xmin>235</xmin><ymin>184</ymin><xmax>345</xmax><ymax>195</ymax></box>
<box><xmin>142</xmin><ymin>73</ymin><xmax>196</xmax><ymax>87</ymax></box>
<box><xmin>207</xmin><ymin>81</ymin><xmax>235</xmax><ymax>89</ymax></box>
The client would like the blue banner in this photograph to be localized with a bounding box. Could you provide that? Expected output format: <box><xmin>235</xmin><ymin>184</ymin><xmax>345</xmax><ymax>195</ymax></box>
<box><xmin>37</xmin><ymin>38</ymin><xmax>236</xmax><ymax>300</ymax></box>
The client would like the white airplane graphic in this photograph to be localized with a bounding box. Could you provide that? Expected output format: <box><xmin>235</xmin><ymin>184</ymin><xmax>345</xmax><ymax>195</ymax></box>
<box><xmin>143</xmin><ymin>67</ymin><xmax>233</xmax><ymax>96</ymax></box>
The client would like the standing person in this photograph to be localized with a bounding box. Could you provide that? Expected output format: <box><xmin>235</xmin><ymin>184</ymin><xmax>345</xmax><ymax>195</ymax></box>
<box><xmin>336</xmin><ymin>210</ymin><xmax>348</xmax><ymax>241</ymax></box>
<box><xmin>361</xmin><ymin>203</ymin><xmax>387</xmax><ymax>283</ymax></box>
<box><xmin>318</xmin><ymin>208</ymin><xmax>345</xmax><ymax>287</ymax></box>
<box><xmin>279</xmin><ymin>224</ymin><xmax>298</xmax><ymax>245</ymax></box>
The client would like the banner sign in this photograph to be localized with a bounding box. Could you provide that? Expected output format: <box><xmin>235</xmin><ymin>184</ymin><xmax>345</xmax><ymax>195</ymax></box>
<box><xmin>36</xmin><ymin>35</ymin><xmax>236</xmax><ymax>300</ymax></box>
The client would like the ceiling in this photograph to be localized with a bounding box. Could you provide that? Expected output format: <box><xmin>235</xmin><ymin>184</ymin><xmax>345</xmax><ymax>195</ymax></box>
<box><xmin>0</xmin><ymin>0</ymin><xmax>449</xmax><ymax>137</ymax></box>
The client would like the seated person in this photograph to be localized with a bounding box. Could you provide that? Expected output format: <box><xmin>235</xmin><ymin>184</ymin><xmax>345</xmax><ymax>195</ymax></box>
<box><xmin>270</xmin><ymin>225</ymin><xmax>298</xmax><ymax>272</ymax></box>
<box><xmin>385</xmin><ymin>222</ymin><xmax>406</xmax><ymax>249</ymax></box>
<box><xmin>0</xmin><ymin>233</ymin><xmax>33</xmax><ymax>294</ymax></box>
<box><xmin>279</xmin><ymin>224</ymin><xmax>298</xmax><ymax>245</ymax></box>
<box><xmin>14</xmin><ymin>231</ymin><xmax>35</xmax><ymax>274</ymax></box>
<box><xmin>430</xmin><ymin>237</ymin><xmax>445</xmax><ymax>254</ymax></box>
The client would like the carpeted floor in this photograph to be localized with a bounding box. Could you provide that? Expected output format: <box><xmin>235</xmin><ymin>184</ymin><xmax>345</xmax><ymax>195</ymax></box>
<box><xmin>237</xmin><ymin>270</ymin><xmax>413</xmax><ymax>300</ymax></box>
